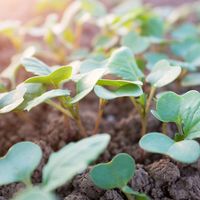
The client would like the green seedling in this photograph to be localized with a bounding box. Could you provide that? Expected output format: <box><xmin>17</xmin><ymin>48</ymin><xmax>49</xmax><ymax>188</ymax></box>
<box><xmin>22</xmin><ymin>57</ymin><xmax>87</xmax><ymax>136</ymax></box>
<box><xmin>0</xmin><ymin>134</ymin><xmax>110</xmax><ymax>200</ymax></box>
<box><xmin>139</xmin><ymin>90</ymin><xmax>200</xmax><ymax>163</ymax></box>
<box><xmin>0</xmin><ymin>82</ymin><xmax>43</xmax><ymax>112</ymax></box>
<box><xmin>78</xmin><ymin>47</ymin><xmax>143</xmax><ymax>133</ymax></box>
<box><xmin>90</xmin><ymin>153</ymin><xmax>149</xmax><ymax>200</ymax></box>
<box><xmin>131</xmin><ymin>59</ymin><xmax>181</xmax><ymax>136</ymax></box>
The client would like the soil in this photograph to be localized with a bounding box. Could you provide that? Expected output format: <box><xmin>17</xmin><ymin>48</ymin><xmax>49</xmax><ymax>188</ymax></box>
<box><xmin>0</xmin><ymin>1</ymin><xmax>200</xmax><ymax>200</ymax></box>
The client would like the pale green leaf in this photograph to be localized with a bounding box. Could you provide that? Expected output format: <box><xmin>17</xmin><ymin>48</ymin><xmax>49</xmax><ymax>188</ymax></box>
<box><xmin>13</xmin><ymin>187</ymin><xmax>56</xmax><ymax>200</ymax></box>
<box><xmin>42</xmin><ymin>134</ymin><xmax>110</xmax><ymax>191</ymax></box>
<box><xmin>22</xmin><ymin>57</ymin><xmax>52</xmax><ymax>76</ymax></box>
<box><xmin>0</xmin><ymin>84</ymin><xmax>27</xmax><ymax>113</ymax></box>
<box><xmin>94</xmin><ymin>79</ymin><xmax>143</xmax><ymax>100</ymax></box>
<box><xmin>121</xmin><ymin>31</ymin><xmax>150</xmax><ymax>54</ymax></box>
<box><xmin>25</xmin><ymin>89</ymin><xmax>69</xmax><ymax>111</ymax></box>
<box><xmin>25</xmin><ymin>66</ymin><xmax>72</xmax><ymax>86</ymax></box>
<box><xmin>0</xmin><ymin>142</ymin><xmax>42</xmax><ymax>186</ymax></box>
<box><xmin>146</xmin><ymin>60</ymin><xmax>181</xmax><ymax>88</ymax></box>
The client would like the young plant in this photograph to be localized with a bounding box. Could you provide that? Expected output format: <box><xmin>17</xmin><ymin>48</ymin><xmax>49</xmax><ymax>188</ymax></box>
<box><xmin>79</xmin><ymin>47</ymin><xmax>144</xmax><ymax>133</ymax></box>
<box><xmin>139</xmin><ymin>90</ymin><xmax>200</xmax><ymax>163</ymax></box>
<box><xmin>22</xmin><ymin>57</ymin><xmax>87</xmax><ymax>136</ymax></box>
<box><xmin>90</xmin><ymin>153</ymin><xmax>149</xmax><ymax>200</ymax></box>
<box><xmin>0</xmin><ymin>82</ymin><xmax>44</xmax><ymax>114</ymax></box>
<box><xmin>138</xmin><ymin>59</ymin><xmax>181</xmax><ymax>135</ymax></box>
<box><xmin>0</xmin><ymin>134</ymin><xmax>110</xmax><ymax>199</ymax></box>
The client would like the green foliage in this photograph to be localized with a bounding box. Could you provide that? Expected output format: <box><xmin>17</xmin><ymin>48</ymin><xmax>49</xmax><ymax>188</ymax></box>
<box><xmin>70</xmin><ymin>68</ymin><xmax>106</xmax><ymax>104</ymax></box>
<box><xmin>182</xmin><ymin>73</ymin><xmax>200</xmax><ymax>86</ymax></box>
<box><xmin>153</xmin><ymin>90</ymin><xmax>200</xmax><ymax>139</ymax></box>
<box><xmin>22</xmin><ymin>57</ymin><xmax>52</xmax><ymax>76</ymax></box>
<box><xmin>42</xmin><ymin>134</ymin><xmax>110</xmax><ymax>191</ymax></box>
<box><xmin>13</xmin><ymin>187</ymin><xmax>56</xmax><ymax>200</ymax></box>
<box><xmin>94</xmin><ymin>79</ymin><xmax>143</xmax><ymax>100</ymax></box>
<box><xmin>22</xmin><ymin>57</ymin><xmax>72</xmax><ymax>87</ymax></box>
<box><xmin>0</xmin><ymin>84</ymin><xmax>27</xmax><ymax>113</ymax></box>
<box><xmin>90</xmin><ymin>153</ymin><xmax>149</xmax><ymax>200</ymax></box>
<box><xmin>25</xmin><ymin>89</ymin><xmax>70</xmax><ymax>111</ymax></box>
<box><xmin>90</xmin><ymin>153</ymin><xmax>135</xmax><ymax>189</ymax></box>
<box><xmin>140</xmin><ymin>90</ymin><xmax>200</xmax><ymax>163</ymax></box>
<box><xmin>1</xmin><ymin>134</ymin><xmax>110</xmax><ymax>199</ymax></box>
<box><xmin>80</xmin><ymin>47</ymin><xmax>144</xmax><ymax>81</ymax></box>
<box><xmin>139</xmin><ymin>133</ymin><xmax>200</xmax><ymax>163</ymax></box>
<box><xmin>0</xmin><ymin>142</ymin><xmax>42</xmax><ymax>186</ymax></box>
<box><xmin>121</xmin><ymin>31</ymin><xmax>150</xmax><ymax>54</ymax></box>
<box><xmin>146</xmin><ymin>60</ymin><xmax>181</xmax><ymax>88</ymax></box>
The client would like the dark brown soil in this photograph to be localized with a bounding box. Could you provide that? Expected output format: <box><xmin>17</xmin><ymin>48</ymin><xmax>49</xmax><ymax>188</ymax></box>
<box><xmin>0</xmin><ymin>91</ymin><xmax>200</xmax><ymax>200</ymax></box>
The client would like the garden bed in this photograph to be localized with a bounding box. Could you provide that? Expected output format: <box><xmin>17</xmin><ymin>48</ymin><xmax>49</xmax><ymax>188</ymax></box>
<box><xmin>0</xmin><ymin>0</ymin><xmax>200</xmax><ymax>200</ymax></box>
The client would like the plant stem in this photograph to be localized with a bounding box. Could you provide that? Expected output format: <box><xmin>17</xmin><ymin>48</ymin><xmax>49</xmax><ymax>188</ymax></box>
<box><xmin>23</xmin><ymin>177</ymin><xmax>33</xmax><ymax>187</ymax></box>
<box><xmin>94</xmin><ymin>98</ymin><xmax>107</xmax><ymax>134</ymax></box>
<box><xmin>73</xmin><ymin>103</ymin><xmax>87</xmax><ymax>137</ymax></box>
<box><xmin>130</xmin><ymin>96</ymin><xmax>142</xmax><ymax>116</ymax></box>
<box><xmin>46</xmin><ymin>100</ymin><xmax>74</xmax><ymax>119</ymax></box>
<box><xmin>177</xmin><ymin>123</ymin><xmax>184</xmax><ymax>135</ymax></box>
<box><xmin>124</xmin><ymin>193</ymin><xmax>135</xmax><ymax>200</ymax></box>
<box><xmin>162</xmin><ymin>122</ymin><xmax>167</xmax><ymax>134</ymax></box>
<box><xmin>141</xmin><ymin>87</ymin><xmax>156</xmax><ymax>136</ymax></box>
<box><xmin>145</xmin><ymin>86</ymin><xmax>156</xmax><ymax>114</ymax></box>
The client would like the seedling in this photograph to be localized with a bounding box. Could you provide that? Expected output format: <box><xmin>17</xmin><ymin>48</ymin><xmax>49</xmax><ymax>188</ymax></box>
<box><xmin>22</xmin><ymin>57</ymin><xmax>87</xmax><ymax>136</ymax></box>
<box><xmin>0</xmin><ymin>134</ymin><xmax>110</xmax><ymax>199</ymax></box>
<box><xmin>139</xmin><ymin>90</ymin><xmax>200</xmax><ymax>163</ymax></box>
<box><xmin>90</xmin><ymin>153</ymin><xmax>149</xmax><ymax>200</ymax></box>
<box><xmin>79</xmin><ymin>47</ymin><xmax>144</xmax><ymax>133</ymax></box>
<box><xmin>129</xmin><ymin>59</ymin><xmax>181</xmax><ymax>135</ymax></box>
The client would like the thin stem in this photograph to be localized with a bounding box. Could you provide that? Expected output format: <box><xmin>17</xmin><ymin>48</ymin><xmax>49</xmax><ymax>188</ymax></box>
<box><xmin>46</xmin><ymin>100</ymin><xmax>74</xmax><ymax>119</ymax></box>
<box><xmin>73</xmin><ymin>103</ymin><xmax>87</xmax><ymax>137</ymax></box>
<box><xmin>23</xmin><ymin>177</ymin><xmax>33</xmax><ymax>187</ymax></box>
<box><xmin>140</xmin><ymin>86</ymin><xmax>156</xmax><ymax>136</ymax></box>
<box><xmin>177</xmin><ymin>123</ymin><xmax>184</xmax><ymax>135</ymax></box>
<box><xmin>162</xmin><ymin>122</ymin><xmax>167</xmax><ymax>134</ymax></box>
<box><xmin>94</xmin><ymin>99</ymin><xmax>107</xmax><ymax>134</ymax></box>
<box><xmin>130</xmin><ymin>97</ymin><xmax>142</xmax><ymax>116</ymax></box>
<box><xmin>145</xmin><ymin>86</ymin><xmax>156</xmax><ymax>114</ymax></box>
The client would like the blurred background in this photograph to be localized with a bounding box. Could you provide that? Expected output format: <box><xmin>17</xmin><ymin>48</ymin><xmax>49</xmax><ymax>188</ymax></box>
<box><xmin>0</xmin><ymin>0</ymin><xmax>199</xmax><ymax>88</ymax></box>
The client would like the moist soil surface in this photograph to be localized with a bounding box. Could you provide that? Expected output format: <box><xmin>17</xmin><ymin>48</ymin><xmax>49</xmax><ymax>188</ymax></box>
<box><xmin>0</xmin><ymin>88</ymin><xmax>200</xmax><ymax>200</ymax></box>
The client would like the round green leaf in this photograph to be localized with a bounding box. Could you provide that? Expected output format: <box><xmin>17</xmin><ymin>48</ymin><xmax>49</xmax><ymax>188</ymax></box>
<box><xmin>156</xmin><ymin>91</ymin><xmax>181</xmax><ymax>123</ymax></box>
<box><xmin>90</xmin><ymin>153</ymin><xmax>135</xmax><ymax>190</ymax></box>
<box><xmin>42</xmin><ymin>134</ymin><xmax>110</xmax><ymax>191</ymax></box>
<box><xmin>140</xmin><ymin>133</ymin><xmax>200</xmax><ymax>163</ymax></box>
<box><xmin>146</xmin><ymin>60</ymin><xmax>181</xmax><ymax>88</ymax></box>
<box><xmin>0</xmin><ymin>142</ymin><xmax>42</xmax><ymax>186</ymax></box>
<box><xmin>167</xmin><ymin>140</ymin><xmax>200</xmax><ymax>163</ymax></box>
<box><xmin>139</xmin><ymin>132</ymin><xmax>175</xmax><ymax>154</ymax></box>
